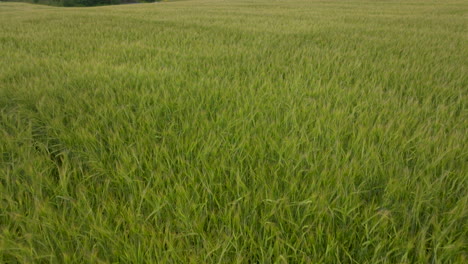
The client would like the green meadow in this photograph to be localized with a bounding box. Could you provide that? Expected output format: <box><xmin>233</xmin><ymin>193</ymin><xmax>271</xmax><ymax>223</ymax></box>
<box><xmin>0</xmin><ymin>0</ymin><xmax>467</xmax><ymax>262</ymax></box>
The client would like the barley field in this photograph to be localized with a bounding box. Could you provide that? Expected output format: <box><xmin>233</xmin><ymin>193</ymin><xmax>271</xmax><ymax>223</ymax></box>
<box><xmin>0</xmin><ymin>0</ymin><xmax>467</xmax><ymax>262</ymax></box>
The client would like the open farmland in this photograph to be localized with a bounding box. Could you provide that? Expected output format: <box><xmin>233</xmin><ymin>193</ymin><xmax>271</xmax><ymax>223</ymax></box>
<box><xmin>0</xmin><ymin>0</ymin><xmax>467</xmax><ymax>262</ymax></box>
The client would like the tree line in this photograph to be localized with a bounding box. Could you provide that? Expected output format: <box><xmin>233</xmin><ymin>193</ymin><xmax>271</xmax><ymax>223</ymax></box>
<box><xmin>3</xmin><ymin>0</ymin><xmax>159</xmax><ymax>7</ymax></box>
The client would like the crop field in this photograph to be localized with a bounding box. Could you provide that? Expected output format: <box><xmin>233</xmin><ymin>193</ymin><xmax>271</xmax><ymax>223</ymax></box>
<box><xmin>0</xmin><ymin>0</ymin><xmax>467</xmax><ymax>262</ymax></box>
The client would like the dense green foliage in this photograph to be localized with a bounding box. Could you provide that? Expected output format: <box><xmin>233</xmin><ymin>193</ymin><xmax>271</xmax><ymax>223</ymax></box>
<box><xmin>0</xmin><ymin>0</ymin><xmax>467</xmax><ymax>262</ymax></box>
<box><xmin>1</xmin><ymin>0</ymin><xmax>157</xmax><ymax>7</ymax></box>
